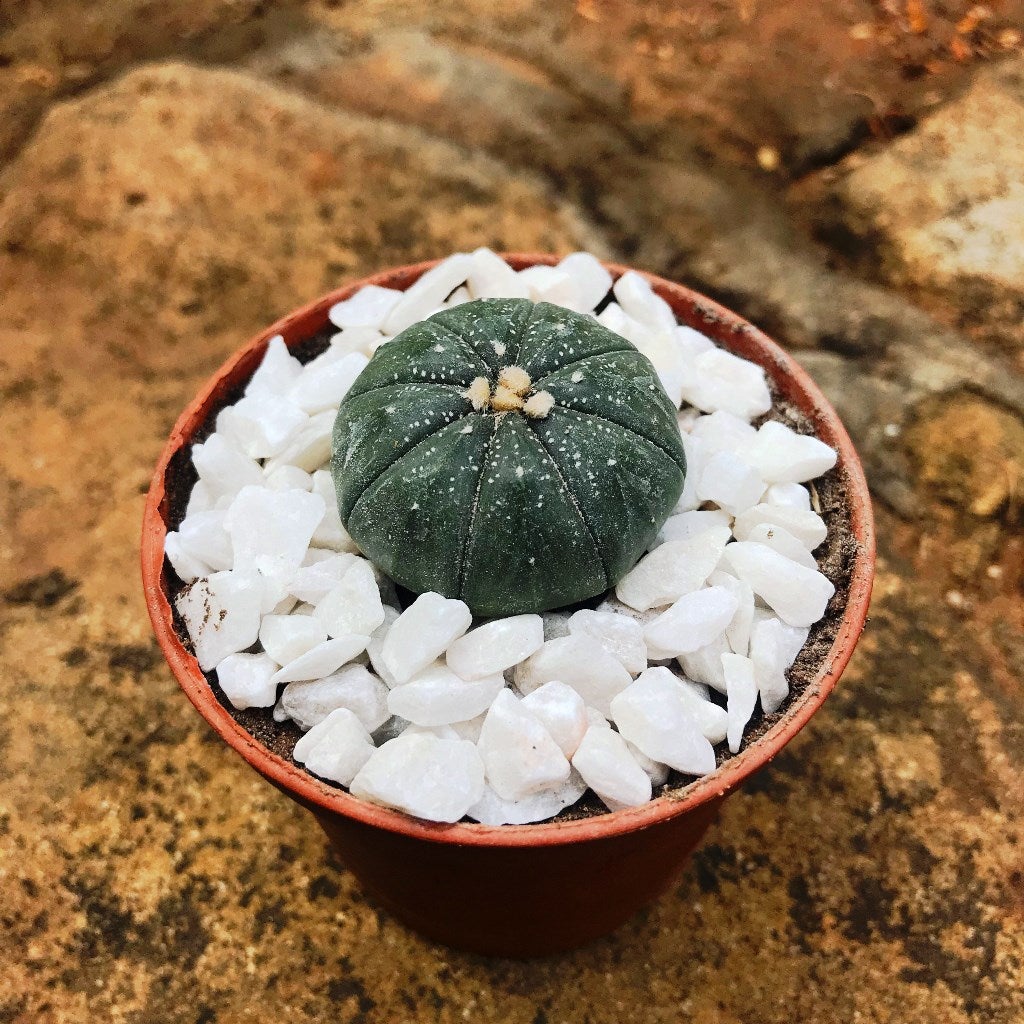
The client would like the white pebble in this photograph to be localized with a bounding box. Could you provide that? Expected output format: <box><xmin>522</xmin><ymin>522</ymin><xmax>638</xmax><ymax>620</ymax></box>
<box><xmin>596</xmin><ymin>302</ymin><xmax>643</xmax><ymax>344</ymax></box>
<box><xmin>689</xmin><ymin>410</ymin><xmax>757</xmax><ymax>454</ymax></box>
<box><xmin>681</xmin><ymin>348</ymin><xmax>771</xmax><ymax>419</ymax></box>
<box><xmin>745</xmin><ymin>523</ymin><xmax>818</xmax><ymax>569</ymax></box>
<box><xmin>175</xmin><ymin>570</ymin><xmax>265</xmax><ymax>671</ymax></box>
<box><xmin>259</xmin><ymin>613</ymin><xmax>327</xmax><ymax>665</ymax></box>
<box><xmin>383</xmin><ymin>254</ymin><xmax>473</xmax><ymax>334</ymax></box>
<box><xmin>280</xmin><ymin>663</ymin><xmax>389</xmax><ymax>731</ymax></box>
<box><xmin>612</xmin><ymin>271</ymin><xmax>676</xmax><ymax>330</ymax></box>
<box><xmin>696</xmin><ymin>452</ymin><xmax>766</xmax><ymax>516</ymax></box>
<box><xmin>625</xmin><ymin>741</ymin><xmax>669</xmax><ymax>787</ymax></box>
<box><xmin>164</xmin><ymin>532</ymin><xmax>210</xmax><ymax>583</ymax></box>
<box><xmin>643</xmin><ymin>585</ymin><xmax>738</xmax><ymax>657</ymax></box>
<box><xmin>328</xmin><ymin>325</ymin><xmax>381</xmax><ymax>359</ymax></box>
<box><xmin>293</xmin><ymin>708</ymin><xmax>375</xmax><ymax>786</ymax></box>
<box><xmin>224</xmin><ymin>486</ymin><xmax>325</xmax><ymax>578</ymax></box>
<box><xmin>387</xmin><ymin>662</ymin><xmax>505</xmax><ymax>726</ymax></box>
<box><xmin>366</xmin><ymin>605</ymin><xmax>401</xmax><ymax>687</ymax></box>
<box><xmin>763</xmin><ymin>482</ymin><xmax>812</xmax><ymax>511</ymax></box>
<box><xmin>191</xmin><ymin>434</ymin><xmax>264</xmax><ymax>502</ymax></box>
<box><xmin>722</xmin><ymin>542</ymin><xmax>835</xmax><ymax>627</ymax></box>
<box><xmin>723</xmin><ymin>653</ymin><xmax>758</xmax><ymax>753</ymax></box>
<box><xmin>445</xmin><ymin>614</ymin><xmax>544</xmax><ymax>680</ymax></box>
<box><xmin>261</xmin><ymin>409</ymin><xmax>334</xmax><ymax>474</ymax></box>
<box><xmin>314</xmin><ymin>559</ymin><xmax>385</xmax><ymax>638</ymax></box>
<box><xmin>286</xmin><ymin>553</ymin><xmax>358</xmax><ymax>605</ymax></box>
<box><xmin>749</xmin><ymin>614</ymin><xmax>809</xmax><ymax>714</ymax></box>
<box><xmin>270</xmin><ymin>634</ymin><xmax>369</xmax><ymax>685</ymax></box>
<box><xmin>571</xmin><ymin>727</ymin><xmax>652</xmax><ymax>811</ymax></box>
<box><xmin>381</xmin><ymin>592</ymin><xmax>473</xmax><ymax>684</ymax></box>
<box><xmin>681</xmin><ymin>677</ymin><xmax>712</xmax><ymax>701</ymax></box>
<box><xmin>708</xmin><ymin>569</ymin><xmax>755</xmax><ymax>657</ymax></box>
<box><xmin>517</xmin><ymin>265</ymin><xmax>580</xmax><ymax>309</ymax></box>
<box><xmin>745</xmin><ymin>421</ymin><xmax>837</xmax><ymax>483</ymax></box>
<box><xmin>350</xmin><ymin>732</ymin><xmax>484</xmax><ymax>823</ymax></box>
<box><xmin>615</xmin><ymin>526</ymin><xmax>731</xmax><ymax>611</ymax></box>
<box><xmin>449</xmin><ymin>714</ymin><xmax>486</xmax><ymax>743</ymax></box>
<box><xmin>478</xmin><ymin>690</ymin><xmax>570</xmax><ymax>801</ymax></box>
<box><xmin>467</xmin><ymin>772</ymin><xmax>588</xmax><ymax>825</ymax></box>
<box><xmin>175</xmin><ymin>510</ymin><xmax>234</xmax><ymax>572</ymax></box>
<box><xmin>672</xmin><ymin>672</ymin><xmax>728</xmax><ymax>744</ymax></box>
<box><xmin>631</xmin><ymin>329</ymin><xmax>687</xmax><ymax>408</ymax></box>
<box><xmin>329</xmin><ymin>285</ymin><xmax>403</xmax><ymax>330</ymax></box>
<box><xmin>467</xmin><ymin>247</ymin><xmax>530</xmax><ymax>299</ymax></box>
<box><xmin>216</xmin><ymin>652</ymin><xmax>279</xmax><ymax>710</ymax></box>
<box><xmin>218</xmin><ymin>391</ymin><xmax>308</xmax><ymax>460</ymax></box>
<box><xmin>609</xmin><ymin>668</ymin><xmax>717</xmax><ymax>776</ymax></box>
<box><xmin>521</xmin><ymin>681</ymin><xmax>588</xmax><ymax>758</ymax></box>
<box><xmin>514</xmin><ymin>635</ymin><xmax>632</xmax><ymax>718</ymax></box>
<box><xmin>246</xmin><ymin>335</ymin><xmax>302</xmax><ymax>398</ymax></box>
<box><xmin>309</xmin><ymin>470</ymin><xmax>358</xmax><ymax>552</ymax></box>
<box><xmin>567</xmin><ymin>609</ymin><xmax>648</xmax><ymax>675</ymax></box>
<box><xmin>264</xmin><ymin>465</ymin><xmax>313</xmax><ymax>492</ymax></box>
<box><xmin>184</xmin><ymin>480</ymin><xmax>215</xmax><ymax>517</ymax></box>
<box><xmin>557</xmin><ymin>252</ymin><xmax>612</xmax><ymax>311</ymax></box>
<box><xmin>288</xmin><ymin>352</ymin><xmax>368</xmax><ymax>414</ymax></box>
<box><xmin>678</xmin><ymin>633</ymin><xmax>731</xmax><ymax>693</ymax></box>
<box><xmin>654</xmin><ymin>509</ymin><xmax>732</xmax><ymax>548</ymax></box>
<box><xmin>672</xmin><ymin>325</ymin><xmax>716</xmax><ymax>360</ymax></box>
<box><xmin>733</xmin><ymin>504</ymin><xmax>827</xmax><ymax>551</ymax></box>
<box><xmin>674</xmin><ymin>432</ymin><xmax>707</xmax><ymax>513</ymax></box>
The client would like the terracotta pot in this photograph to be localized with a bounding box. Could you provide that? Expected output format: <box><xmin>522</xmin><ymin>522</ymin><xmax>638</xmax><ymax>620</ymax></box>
<box><xmin>142</xmin><ymin>255</ymin><xmax>875</xmax><ymax>957</ymax></box>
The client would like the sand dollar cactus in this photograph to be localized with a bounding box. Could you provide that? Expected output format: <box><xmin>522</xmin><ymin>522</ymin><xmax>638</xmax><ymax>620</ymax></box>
<box><xmin>331</xmin><ymin>298</ymin><xmax>686</xmax><ymax>615</ymax></box>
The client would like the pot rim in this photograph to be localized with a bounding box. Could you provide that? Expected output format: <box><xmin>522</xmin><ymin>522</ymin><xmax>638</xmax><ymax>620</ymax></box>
<box><xmin>141</xmin><ymin>253</ymin><xmax>875</xmax><ymax>849</ymax></box>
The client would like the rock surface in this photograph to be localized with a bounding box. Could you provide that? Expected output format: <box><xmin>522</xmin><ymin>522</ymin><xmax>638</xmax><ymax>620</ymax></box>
<box><xmin>822</xmin><ymin>59</ymin><xmax>1024</xmax><ymax>356</ymax></box>
<box><xmin>1</xmin><ymin>6</ymin><xmax>1023</xmax><ymax>1023</ymax></box>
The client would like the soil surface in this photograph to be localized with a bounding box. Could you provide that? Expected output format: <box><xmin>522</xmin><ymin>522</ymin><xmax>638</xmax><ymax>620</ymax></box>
<box><xmin>1</xmin><ymin>4</ymin><xmax>1022</xmax><ymax>1023</ymax></box>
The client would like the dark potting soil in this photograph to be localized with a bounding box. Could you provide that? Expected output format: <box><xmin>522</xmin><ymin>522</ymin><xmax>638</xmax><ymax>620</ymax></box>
<box><xmin>163</xmin><ymin>317</ymin><xmax>860</xmax><ymax>824</ymax></box>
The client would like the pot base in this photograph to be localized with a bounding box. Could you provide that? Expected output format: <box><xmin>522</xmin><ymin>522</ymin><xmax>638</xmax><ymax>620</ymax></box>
<box><xmin>309</xmin><ymin>798</ymin><xmax>723</xmax><ymax>957</ymax></box>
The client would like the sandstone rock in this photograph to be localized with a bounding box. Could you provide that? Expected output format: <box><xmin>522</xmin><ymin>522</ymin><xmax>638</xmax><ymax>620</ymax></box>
<box><xmin>0</xmin><ymin>62</ymin><xmax>601</xmax><ymax>348</ymax></box>
<box><xmin>905</xmin><ymin>395</ymin><xmax>1024</xmax><ymax>521</ymax></box>
<box><xmin>826</xmin><ymin>59</ymin><xmax>1024</xmax><ymax>343</ymax></box>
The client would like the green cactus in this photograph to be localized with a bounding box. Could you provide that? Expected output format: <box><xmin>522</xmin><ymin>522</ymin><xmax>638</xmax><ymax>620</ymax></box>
<box><xmin>331</xmin><ymin>298</ymin><xmax>686</xmax><ymax>616</ymax></box>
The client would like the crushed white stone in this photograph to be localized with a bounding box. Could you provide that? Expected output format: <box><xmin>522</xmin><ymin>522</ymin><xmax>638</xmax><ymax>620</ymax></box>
<box><xmin>467</xmin><ymin>771</ymin><xmax>588</xmax><ymax>826</ymax></box>
<box><xmin>293</xmin><ymin>708</ymin><xmax>375</xmax><ymax>786</ymax></box>
<box><xmin>216</xmin><ymin>652</ymin><xmax>279</xmax><ymax>710</ymax></box>
<box><xmin>445</xmin><ymin>614</ymin><xmax>544</xmax><ymax>680</ymax></box>
<box><xmin>270</xmin><ymin>634</ymin><xmax>370</xmax><ymax>685</ymax></box>
<box><xmin>514</xmin><ymin>635</ymin><xmax>632</xmax><ymax>719</ymax></box>
<box><xmin>520</xmin><ymin>681</ymin><xmax>589</xmax><ymax>758</ymax></box>
<box><xmin>566</xmin><ymin>609</ymin><xmax>647</xmax><ymax>676</ymax></box>
<box><xmin>175</xmin><ymin>570</ymin><xmax>265</xmax><ymax>671</ymax></box>
<box><xmin>168</xmin><ymin>249</ymin><xmax>843</xmax><ymax>825</ymax></box>
<box><xmin>643</xmin><ymin>585</ymin><xmax>739</xmax><ymax>658</ymax></box>
<box><xmin>387</xmin><ymin>662</ymin><xmax>505</xmax><ymax>727</ymax></box>
<box><xmin>381</xmin><ymin>592</ymin><xmax>472</xmax><ymax>684</ymax></box>
<box><xmin>571</xmin><ymin>726</ymin><xmax>652</xmax><ymax>812</ymax></box>
<box><xmin>478</xmin><ymin>690</ymin><xmax>571</xmax><ymax>802</ymax></box>
<box><xmin>609</xmin><ymin>668</ymin><xmax>717</xmax><ymax>776</ymax></box>
<box><xmin>350</xmin><ymin>731</ymin><xmax>484</xmax><ymax>823</ymax></box>
<box><xmin>615</xmin><ymin>526</ymin><xmax>731</xmax><ymax>611</ymax></box>
<box><xmin>280</xmin><ymin>663</ymin><xmax>389</xmax><ymax>732</ymax></box>
<box><xmin>723</xmin><ymin>653</ymin><xmax>758</xmax><ymax>754</ymax></box>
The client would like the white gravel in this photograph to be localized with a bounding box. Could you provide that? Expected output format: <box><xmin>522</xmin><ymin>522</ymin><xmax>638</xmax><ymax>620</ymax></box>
<box><xmin>168</xmin><ymin>250</ymin><xmax>841</xmax><ymax>824</ymax></box>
